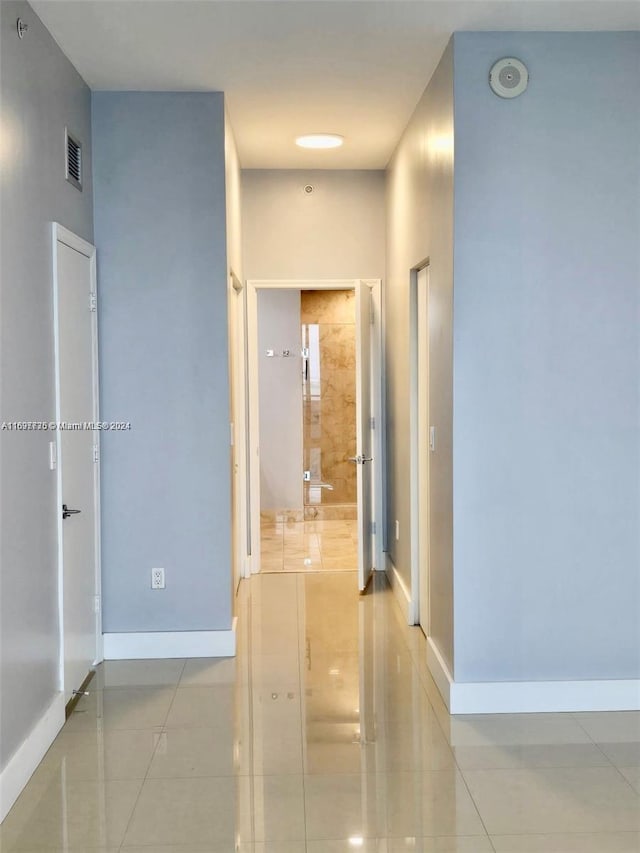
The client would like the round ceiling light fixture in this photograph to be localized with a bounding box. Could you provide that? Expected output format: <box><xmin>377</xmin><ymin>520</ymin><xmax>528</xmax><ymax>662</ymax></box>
<box><xmin>295</xmin><ymin>133</ymin><xmax>344</xmax><ymax>149</ymax></box>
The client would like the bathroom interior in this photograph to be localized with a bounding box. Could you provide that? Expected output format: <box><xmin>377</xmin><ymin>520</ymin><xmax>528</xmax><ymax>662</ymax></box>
<box><xmin>258</xmin><ymin>289</ymin><xmax>359</xmax><ymax>572</ymax></box>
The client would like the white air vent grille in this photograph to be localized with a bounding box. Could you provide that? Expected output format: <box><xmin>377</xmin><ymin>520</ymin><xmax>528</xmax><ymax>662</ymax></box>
<box><xmin>65</xmin><ymin>129</ymin><xmax>82</xmax><ymax>191</ymax></box>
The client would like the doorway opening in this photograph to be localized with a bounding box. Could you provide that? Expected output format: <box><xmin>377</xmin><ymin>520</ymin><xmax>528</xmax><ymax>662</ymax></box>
<box><xmin>52</xmin><ymin>223</ymin><xmax>102</xmax><ymax>707</ymax></box>
<box><xmin>259</xmin><ymin>288</ymin><xmax>359</xmax><ymax>574</ymax></box>
<box><xmin>243</xmin><ymin>279</ymin><xmax>383</xmax><ymax>592</ymax></box>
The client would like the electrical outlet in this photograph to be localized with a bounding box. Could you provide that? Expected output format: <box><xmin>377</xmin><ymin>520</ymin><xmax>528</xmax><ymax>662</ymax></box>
<box><xmin>151</xmin><ymin>567</ymin><xmax>165</xmax><ymax>589</ymax></box>
<box><xmin>395</xmin><ymin>520</ymin><xmax>400</xmax><ymax>541</ymax></box>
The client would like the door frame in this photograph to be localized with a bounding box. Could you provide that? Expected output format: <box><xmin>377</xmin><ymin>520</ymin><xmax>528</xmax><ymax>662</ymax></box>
<box><xmin>243</xmin><ymin>279</ymin><xmax>384</xmax><ymax>577</ymax></box>
<box><xmin>52</xmin><ymin>222</ymin><xmax>102</xmax><ymax>692</ymax></box>
<box><xmin>229</xmin><ymin>269</ymin><xmax>250</xmax><ymax>595</ymax></box>
<box><xmin>410</xmin><ymin>260</ymin><xmax>431</xmax><ymax>629</ymax></box>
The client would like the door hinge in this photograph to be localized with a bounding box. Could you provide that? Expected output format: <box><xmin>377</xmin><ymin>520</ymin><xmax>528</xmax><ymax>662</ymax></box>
<box><xmin>89</xmin><ymin>293</ymin><xmax>97</xmax><ymax>312</ymax></box>
<box><xmin>93</xmin><ymin>445</ymin><xmax>99</xmax><ymax>463</ymax></box>
<box><xmin>370</xmin><ymin>520</ymin><xmax>376</xmax><ymax>535</ymax></box>
<box><xmin>370</xmin><ymin>416</ymin><xmax>375</xmax><ymax>430</ymax></box>
<box><xmin>94</xmin><ymin>595</ymin><xmax>101</xmax><ymax>614</ymax></box>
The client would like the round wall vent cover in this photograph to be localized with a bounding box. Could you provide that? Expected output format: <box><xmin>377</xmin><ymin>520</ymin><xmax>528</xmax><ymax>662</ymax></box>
<box><xmin>489</xmin><ymin>57</ymin><xmax>529</xmax><ymax>99</ymax></box>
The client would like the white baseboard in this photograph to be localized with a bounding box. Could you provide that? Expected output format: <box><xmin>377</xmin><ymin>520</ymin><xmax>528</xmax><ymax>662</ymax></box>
<box><xmin>0</xmin><ymin>692</ymin><xmax>65</xmax><ymax>822</ymax></box>
<box><xmin>385</xmin><ymin>554</ymin><xmax>414</xmax><ymax>624</ymax></box>
<box><xmin>426</xmin><ymin>636</ymin><xmax>454</xmax><ymax>709</ymax></box>
<box><xmin>425</xmin><ymin>639</ymin><xmax>640</xmax><ymax>714</ymax></box>
<box><xmin>103</xmin><ymin>619</ymin><xmax>237</xmax><ymax>660</ymax></box>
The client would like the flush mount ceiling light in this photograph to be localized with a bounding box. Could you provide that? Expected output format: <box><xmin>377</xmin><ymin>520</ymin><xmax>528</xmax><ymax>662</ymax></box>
<box><xmin>295</xmin><ymin>133</ymin><xmax>344</xmax><ymax>149</ymax></box>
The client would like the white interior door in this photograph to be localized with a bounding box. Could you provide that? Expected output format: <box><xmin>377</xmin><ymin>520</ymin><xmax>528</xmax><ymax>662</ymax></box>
<box><xmin>417</xmin><ymin>267</ymin><xmax>430</xmax><ymax>633</ymax></box>
<box><xmin>355</xmin><ymin>281</ymin><xmax>374</xmax><ymax>592</ymax></box>
<box><xmin>54</xmin><ymin>228</ymin><xmax>100</xmax><ymax>704</ymax></box>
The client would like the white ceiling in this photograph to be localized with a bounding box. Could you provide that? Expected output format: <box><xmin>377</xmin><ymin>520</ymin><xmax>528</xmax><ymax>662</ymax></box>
<box><xmin>31</xmin><ymin>0</ymin><xmax>640</xmax><ymax>169</ymax></box>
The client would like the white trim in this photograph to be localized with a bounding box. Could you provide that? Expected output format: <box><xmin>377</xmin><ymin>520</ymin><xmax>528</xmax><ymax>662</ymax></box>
<box><xmin>103</xmin><ymin>621</ymin><xmax>237</xmax><ymax>660</ymax></box>
<box><xmin>244</xmin><ymin>279</ymin><xmax>384</xmax><ymax>580</ymax></box>
<box><xmin>53</xmin><ymin>223</ymin><xmax>94</xmax><ymax>258</ymax></box>
<box><xmin>425</xmin><ymin>642</ymin><xmax>640</xmax><ymax>714</ymax></box>
<box><xmin>426</xmin><ymin>636</ymin><xmax>453</xmax><ymax>710</ymax></box>
<box><xmin>0</xmin><ymin>693</ymin><xmax>65</xmax><ymax>822</ymax></box>
<box><xmin>52</xmin><ymin>223</ymin><xmax>102</xmax><ymax>703</ymax></box>
<box><xmin>368</xmin><ymin>279</ymin><xmax>385</xmax><ymax>574</ymax></box>
<box><xmin>385</xmin><ymin>554</ymin><xmax>412</xmax><ymax>624</ymax></box>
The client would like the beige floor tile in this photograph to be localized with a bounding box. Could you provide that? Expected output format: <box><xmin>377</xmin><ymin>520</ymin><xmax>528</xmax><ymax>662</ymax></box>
<box><xmin>619</xmin><ymin>766</ymin><xmax>640</xmax><ymax>793</ymax></box>
<box><xmin>574</xmin><ymin>712</ymin><xmax>640</xmax><ymax>743</ymax></box>
<box><xmin>321</xmin><ymin>557</ymin><xmax>358</xmax><ymax>571</ymax></box>
<box><xmin>4</xmin><ymin>849</ymin><xmax>120</xmax><ymax>853</ymax></box>
<box><xmin>260</xmin><ymin>556</ymin><xmax>286</xmax><ymax>572</ymax></box>
<box><xmin>123</xmin><ymin>777</ymin><xmax>246</xmax><ymax>846</ymax></box>
<box><xmin>490</xmin><ymin>832</ymin><xmax>640</xmax><ymax>852</ymax></box>
<box><xmin>283</xmin><ymin>556</ymin><xmax>324</xmax><ymax>571</ymax></box>
<box><xmin>10</xmin><ymin>571</ymin><xmax>640</xmax><ymax>851</ymax></box>
<box><xmin>93</xmin><ymin>658</ymin><xmax>185</xmax><ymax>688</ymax></box>
<box><xmin>597</xmin><ymin>742</ymin><xmax>640</xmax><ymax>767</ymax></box>
<box><xmin>251</xmin><ymin>775</ymin><xmax>305</xmax><ymax>842</ymax></box>
<box><xmin>441</xmin><ymin>714</ymin><xmax>593</xmax><ymax>749</ymax></box>
<box><xmin>63</xmin><ymin>686</ymin><xmax>175</xmax><ymax>732</ymax></box>
<box><xmin>304</xmin><ymin>773</ymin><xmax>384</xmax><ymax>839</ymax></box>
<box><xmin>386</xmin><ymin>840</ymin><xmax>494</xmax><ymax>852</ymax></box>
<box><xmin>147</xmin><ymin>726</ymin><xmax>245</xmax><ymax>777</ymax></box>
<box><xmin>462</xmin><ymin>766</ymin><xmax>640</xmax><ymax>834</ymax></box>
<box><xmin>180</xmin><ymin>656</ymin><xmax>242</xmax><ymax>686</ymax></box>
<box><xmin>384</xmin><ymin>770</ymin><xmax>486</xmax><ymax>838</ymax></box>
<box><xmin>33</xmin><ymin>728</ymin><xmax>158</xmax><ymax>781</ymax></box>
<box><xmin>452</xmin><ymin>742</ymin><xmax>612</xmax><ymax>770</ymax></box>
<box><xmin>164</xmin><ymin>686</ymin><xmax>236</xmax><ymax>728</ymax></box>
<box><xmin>0</xmin><ymin>778</ymin><xmax>142</xmax><ymax>849</ymax></box>
<box><xmin>124</xmin><ymin>846</ymin><xmax>253</xmax><ymax>853</ymax></box>
<box><xmin>306</xmin><ymin>841</ymin><xmax>389</xmax><ymax>853</ymax></box>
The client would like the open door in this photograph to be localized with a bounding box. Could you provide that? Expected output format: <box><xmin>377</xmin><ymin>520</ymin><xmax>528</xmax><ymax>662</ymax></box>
<box><xmin>355</xmin><ymin>281</ymin><xmax>374</xmax><ymax>592</ymax></box>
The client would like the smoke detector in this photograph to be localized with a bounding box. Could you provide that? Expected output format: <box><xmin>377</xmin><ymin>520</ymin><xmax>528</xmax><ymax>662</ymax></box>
<box><xmin>489</xmin><ymin>58</ymin><xmax>529</xmax><ymax>99</ymax></box>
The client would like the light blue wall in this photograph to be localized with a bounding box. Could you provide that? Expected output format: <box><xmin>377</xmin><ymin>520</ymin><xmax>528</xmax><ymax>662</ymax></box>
<box><xmin>0</xmin><ymin>1</ymin><xmax>93</xmax><ymax>769</ymax></box>
<box><xmin>385</xmin><ymin>42</ymin><xmax>455</xmax><ymax>668</ymax></box>
<box><xmin>453</xmin><ymin>33</ymin><xmax>640</xmax><ymax>681</ymax></box>
<box><xmin>92</xmin><ymin>93</ymin><xmax>232</xmax><ymax>633</ymax></box>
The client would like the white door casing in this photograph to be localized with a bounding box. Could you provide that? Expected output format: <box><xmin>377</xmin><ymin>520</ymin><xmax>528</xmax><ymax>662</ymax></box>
<box><xmin>355</xmin><ymin>280</ymin><xmax>374</xmax><ymax>592</ymax></box>
<box><xmin>244</xmin><ymin>280</ymin><xmax>383</xmax><ymax>581</ymax></box>
<box><xmin>417</xmin><ymin>266</ymin><xmax>431</xmax><ymax>634</ymax></box>
<box><xmin>52</xmin><ymin>224</ymin><xmax>101</xmax><ymax>703</ymax></box>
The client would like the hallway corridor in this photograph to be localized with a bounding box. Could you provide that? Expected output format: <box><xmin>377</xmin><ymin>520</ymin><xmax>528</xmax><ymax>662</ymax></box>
<box><xmin>2</xmin><ymin>572</ymin><xmax>640</xmax><ymax>851</ymax></box>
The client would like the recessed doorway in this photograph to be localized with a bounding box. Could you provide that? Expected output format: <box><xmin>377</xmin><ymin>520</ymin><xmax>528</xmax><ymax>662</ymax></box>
<box><xmin>243</xmin><ymin>279</ymin><xmax>383</xmax><ymax>592</ymax></box>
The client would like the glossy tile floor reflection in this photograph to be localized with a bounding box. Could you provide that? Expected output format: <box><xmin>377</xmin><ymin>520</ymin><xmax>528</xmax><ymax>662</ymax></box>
<box><xmin>3</xmin><ymin>572</ymin><xmax>640</xmax><ymax>851</ymax></box>
<box><xmin>260</xmin><ymin>519</ymin><xmax>358</xmax><ymax>572</ymax></box>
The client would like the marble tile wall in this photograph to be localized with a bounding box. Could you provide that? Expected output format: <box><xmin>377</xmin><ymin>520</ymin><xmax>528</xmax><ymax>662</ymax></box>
<box><xmin>301</xmin><ymin>290</ymin><xmax>357</xmax><ymax>515</ymax></box>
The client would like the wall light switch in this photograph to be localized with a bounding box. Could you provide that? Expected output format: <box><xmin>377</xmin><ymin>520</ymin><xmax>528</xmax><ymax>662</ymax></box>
<box><xmin>266</xmin><ymin>349</ymin><xmax>274</xmax><ymax>357</ymax></box>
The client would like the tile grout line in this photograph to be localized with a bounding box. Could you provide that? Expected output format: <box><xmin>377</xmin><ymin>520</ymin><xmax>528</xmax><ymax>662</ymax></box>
<box><xmin>295</xmin><ymin>571</ymin><xmax>310</xmax><ymax>853</ymax></box>
<box><xmin>116</xmin><ymin>669</ymin><xmax>183</xmax><ymax>850</ymax></box>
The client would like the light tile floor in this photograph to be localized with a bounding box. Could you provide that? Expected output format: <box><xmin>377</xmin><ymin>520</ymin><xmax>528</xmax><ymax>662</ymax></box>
<box><xmin>260</xmin><ymin>519</ymin><xmax>358</xmax><ymax>572</ymax></box>
<box><xmin>2</xmin><ymin>572</ymin><xmax>640</xmax><ymax>851</ymax></box>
